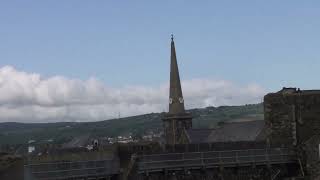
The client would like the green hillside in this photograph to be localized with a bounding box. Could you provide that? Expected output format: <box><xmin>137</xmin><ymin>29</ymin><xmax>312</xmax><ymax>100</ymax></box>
<box><xmin>0</xmin><ymin>104</ymin><xmax>263</xmax><ymax>145</ymax></box>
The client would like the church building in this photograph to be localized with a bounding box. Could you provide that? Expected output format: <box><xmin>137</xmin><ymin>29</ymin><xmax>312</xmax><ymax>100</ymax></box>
<box><xmin>162</xmin><ymin>36</ymin><xmax>266</xmax><ymax>145</ymax></box>
<box><xmin>162</xmin><ymin>36</ymin><xmax>193</xmax><ymax>145</ymax></box>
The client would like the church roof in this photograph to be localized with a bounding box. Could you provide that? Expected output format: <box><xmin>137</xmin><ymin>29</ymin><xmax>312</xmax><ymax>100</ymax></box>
<box><xmin>185</xmin><ymin>129</ymin><xmax>213</xmax><ymax>143</ymax></box>
<box><xmin>186</xmin><ymin>120</ymin><xmax>266</xmax><ymax>143</ymax></box>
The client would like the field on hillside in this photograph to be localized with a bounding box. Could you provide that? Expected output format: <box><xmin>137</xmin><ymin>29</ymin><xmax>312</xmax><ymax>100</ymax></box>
<box><xmin>0</xmin><ymin>104</ymin><xmax>263</xmax><ymax>145</ymax></box>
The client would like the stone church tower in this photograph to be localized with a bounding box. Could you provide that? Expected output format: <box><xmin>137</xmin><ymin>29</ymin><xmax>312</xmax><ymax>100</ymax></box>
<box><xmin>162</xmin><ymin>36</ymin><xmax>192</xmax><ymax>145</ymax></box>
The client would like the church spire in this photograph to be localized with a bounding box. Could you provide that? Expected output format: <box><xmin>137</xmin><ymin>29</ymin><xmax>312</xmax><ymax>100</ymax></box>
<box><xmin>169</xmin><ymin>35</ymin><xmax>185</xmax><ymax>114</ymax></box>
<box><xmin>163</xmin><ymin>35</ymin><xmax>192</xmax><ymax>145</ymax></box>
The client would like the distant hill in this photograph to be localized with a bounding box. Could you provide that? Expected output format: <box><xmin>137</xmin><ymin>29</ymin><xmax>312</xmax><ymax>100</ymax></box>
<box><xmin>0</xmin><ymin>104</ymin><xmax>263</xmax><ymax>145</ymax></box>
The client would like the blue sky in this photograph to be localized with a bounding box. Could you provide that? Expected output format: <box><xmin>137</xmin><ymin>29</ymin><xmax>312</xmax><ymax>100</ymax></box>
<box><xmin>0</xmin><ymin>1</ymin><xmax>320</xmax><ymax>122</ymax></box>
<box><xmin>1</xmin><ymin>1</ymin><xmax>320</xmax><ymax>90</ymax></box>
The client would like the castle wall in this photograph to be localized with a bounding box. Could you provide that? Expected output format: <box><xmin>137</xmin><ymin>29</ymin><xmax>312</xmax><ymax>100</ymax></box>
<box><xmin>264</xmin><ymin>88</ymin><xmax>320</xmax><ymax>179</ymax></box>
<box><xmin>296</xmin><ymin>93</ymin><xmax>320</xmax><ymax>143</ymax></box>
<box><xmin>304</xmin><ymin>135</ymin><xmax>320</xmax><ymax>179</ymax></box>
<box><xmin>264</xmin><ymin>88</ymin><xmax>320</xmax><ymax>146</ymax></box>
<box><xmin>264</xmin><ymin>91</ymin><xmax>297</xmax><ymax>146</ymax></box>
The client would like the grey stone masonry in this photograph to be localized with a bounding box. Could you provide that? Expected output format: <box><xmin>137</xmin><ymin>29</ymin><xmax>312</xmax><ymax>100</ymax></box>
<box><xmin>264</xmin><ymin>88</ymin><xmax>320</xmax><ymax>147</ymax></box>
<box><xmin>303</xmin><ymin>135</ymin><xmax>320</xmax><ymax>180</ymax></box>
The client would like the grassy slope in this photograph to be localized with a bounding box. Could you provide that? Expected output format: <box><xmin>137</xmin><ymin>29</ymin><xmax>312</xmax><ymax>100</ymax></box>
<box><xmin>0</xmin><ymin>104</ymin><xmax>263</xmax><ymax>144</ymax></box>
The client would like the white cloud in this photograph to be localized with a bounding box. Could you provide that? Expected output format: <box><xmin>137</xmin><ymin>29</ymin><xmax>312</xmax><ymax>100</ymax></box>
<box><xmin>0</xmin><ymin>66</ymin><xmax>266</xmax><ymax>123</ymax></box>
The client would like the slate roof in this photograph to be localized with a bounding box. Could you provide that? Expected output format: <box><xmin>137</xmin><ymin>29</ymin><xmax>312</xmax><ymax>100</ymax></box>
<box><xmin>186</xmin><ymin>120</ymin><xmax>266</xmax><ymax>143</ymax></box>
<box><xmin>185</xmin><ymin>129</ymin><xmax>213</xmax><ymax>143</ymax></box>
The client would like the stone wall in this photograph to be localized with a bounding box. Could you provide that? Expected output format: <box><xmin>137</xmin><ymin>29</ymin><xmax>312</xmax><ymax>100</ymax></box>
<box><xmin>264</xmin><ymin>88</ymin><xmax>320</xmax><ymax>146</ymax></box>
<box><xmin>0</xmin><ymin>155</ymin><xmax>24</xmax><ymax>180</ymax></box>
<box><xmin>304</xmin><ymin>135</ymin><xmax>320</xmax><ymax>180</ymax></box>
<box><xmin>296</xmin><ymin>93</ymin><xmax>320</xmax><ymax>144</ymax></box>
<box><xmin>264</xmin><ymin>88</ymin><xmax>297</xmax><ymax>146</ymax></box>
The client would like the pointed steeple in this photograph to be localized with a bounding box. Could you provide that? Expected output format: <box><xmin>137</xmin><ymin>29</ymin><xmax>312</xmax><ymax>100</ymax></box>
<box><xmin>169</xmin><ymin>35</ymin><xmax>185</xmax><ymax>114</ymax></box>
<box><xmin>163</xmin><ymin>35</ymin><xmax>192</xmax><ymax>145</ymax></box>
